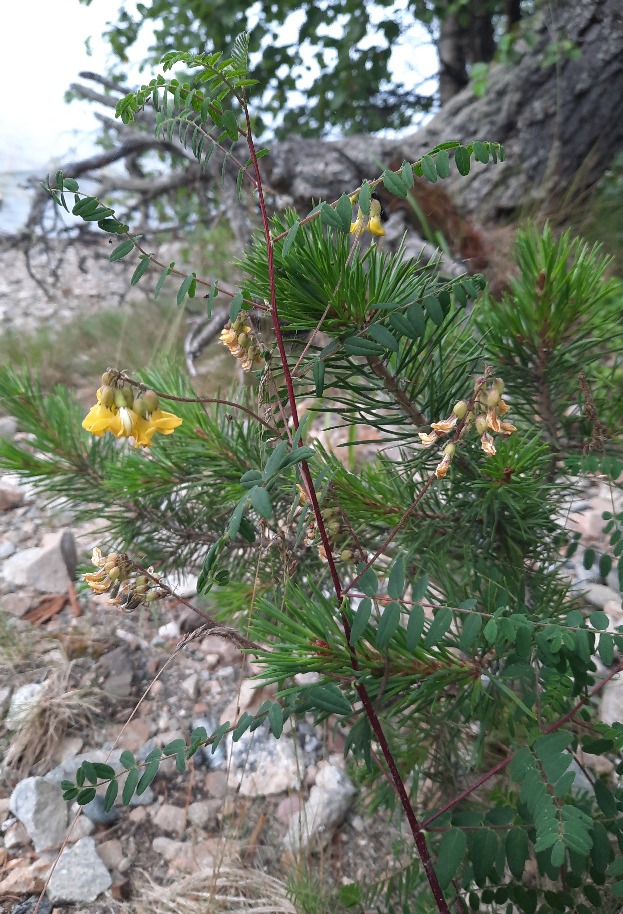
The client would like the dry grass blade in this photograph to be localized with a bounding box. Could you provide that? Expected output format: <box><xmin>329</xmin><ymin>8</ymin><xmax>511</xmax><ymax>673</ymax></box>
<box><xmin>5</xmin><ymin>665</ymin><xmax>103</xmax><ymax>776</ymax></box>
<box><xmin>140</xmin><ymin>866</ymin><xmax>297</xmax><ymax>914</ymax></box>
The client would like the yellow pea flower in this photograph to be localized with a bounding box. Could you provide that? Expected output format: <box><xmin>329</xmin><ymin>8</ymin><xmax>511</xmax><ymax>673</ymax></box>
<box><xmin>367</xmin><ymin>199</ymin><xmax>385</xmax><ymax>237</ymax></box>
<box><xmin>350</xmin><ymin>207</ymin><xmax>365</xmax><ymax>235</ymax></box>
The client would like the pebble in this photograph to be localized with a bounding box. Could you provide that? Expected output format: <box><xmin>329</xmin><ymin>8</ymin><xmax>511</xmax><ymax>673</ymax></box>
<box><xmin>9</xmin><ymin>777</ymin><xmax>68</xmax><ymax>852</ymax></box>
<box><xmin>227</xmin><ymin>720</ymin><xmax>302</xmax><ymax>797</ymax></box>
<box><xmin>82</xmin><ymin>794</ymin><xmax>119</xmax><ymax>825</ymax></box>
<box><xmin>2</xmin><ymin>591</ymin><xmax>33</xmax><ymax>617</ymax></box>
<box><xmin>5</xmin><ymin>682</ymin><xmax>46</xmax><ymax>730</ymax></box>
<box><xmin>10</xmin><ymin>895</ymin><xmax>52</xmax><ymax>914</ymax></box>
<box><xmin>97</xmin><ymin>838</ymin><xmax>124</xmax><ymax>870</ymax></box>
<box><xmin>0</xmin><ymin>540</ymin><xmax>16</xmax><ymax>558</ymax></box>
<box><xmin>151</xmin><ymin>803</ymin><xmax>187</xmax><ymax>834</ymax></box>
<box><xmin>2</xmin><ymin>530</ymin><xmax>76</xmax><ymax>593</ymax></box>
<box><xmin>181</xmin><ymin>672</ymin><xmax>199</xmax><ymax>699</ymax></box>
<box><xmin>187</xmin><ymin>799</ymin><xmax>221</xmax><ymax>829</ymax></box>
<box><xmin>4</xmin><ymin>821</ymin><xmax>30</xmax><ymax>849</ymax></box>
<box><xmin>67</xmin><ymin>816</ymin><xmax>94</xmax><ymax>842</ymax></box>
<box><xmin>0</xmin><ymin>485</ymin><xmax>24</xmax><ymax>511</ymax></box>
<box><xmin>47</xmin><ymin>836</ymin><xmax>112</xmax><ymax>903</ymax></box>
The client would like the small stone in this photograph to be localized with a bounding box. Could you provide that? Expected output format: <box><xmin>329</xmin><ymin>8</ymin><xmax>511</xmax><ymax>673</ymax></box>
<box><xmin>152</xmin><ymin>803</ymin><xmax>187</xmax><ymax>834</ymax></box>
<box><xmin>5</xmin><ymin>682</ymin><xmax>46</xmax><ymax>729</ymax></box>
<box><xmin>82</xmin><ymin>794</ymin><xmax>119</xmax><ymax>825</ymax></box>
<box><xmin>96</xmin><ymin>645</ymin><xmax>134</xmax><ymax>701</ymax></box>
<box><xmin>205</xmin><ymin>770</ymin><xmax>228</xmax><ymax>798</ymax></box>
<box><xmin>0</xmin><ymin>863</ymin><xmax>36</xmax><ymax>896</ymax></box>
<box><xmin>283</xmin><ymin>764</ymin><xmax>356</xmax><ymax>854</ymax></box>
<box><xmin>1</xmin><ymin>591</ymin><xmax>32</xmax><ymax>617</ymax></box>
<box><xmin>55</xmin><ymin>735</ymin><xmax>83</xmax><ymax>763</ymax></box>
<box><xmin>129</xmin><ymin>806</ymin><xmax>147</xmax><ymax>824</ymax></box>
<box><xmin>150</xmin><ymin>680</ymin><xmax>165</xmax><ymax>698</ymax></box>
<box><xmin>10</xmin><ymin>777</ymin><xmax>68</xmax><ymax>852</ymax></box>
<box><xmin>47</xmin><ymin>836</ymin><xmax>112</xmax><ymax>903</ymax></box>
<box><xmin>200</xmin><ymin>635</ymin><xmax>238</xmax><ymax>665</ymax></box>
<box><xmin>118</xmin><ymin>718</ymin><xmax>152</xmax><ymax>753</ymax></box>
<box><xmin>203</xmin><ymin>653</ymin><xmax>220</xmax><ymax>670</ymax></box>
<box><xmin>181</xmin><ymin>673</ymin><xmax>199</xmax><ymax>700</ymax></box>
<box><xmin>111</xmin><ymin>878</ymin><xmax>132</xmax><ymax>900</ymax></box>
<box><xmin>187</xmin><ymin>799</ymin><xmax>222</xmax><ymax>829</ymax></box>
<box><xmin>194</xmin><ymin>702</ymin><xmax>209</xmax><ymax>714</ymax></box>
<box><xmin>97</xmin><ymin>838</ymin><xmax>124</xmax><ymax>870</ymax></box>
<box><xmin>0</xmin><ymin>485</ymin><xmax>24</xmax><ymax>511</ymax></box>
<box><xmin>67</xmin><ymin>816</ymin><xmax>94</xmax><ymax>842</ymax></box>
<box><xmin>152</xmin><ymin>836</ymin><xmax>182</xmax><ymax>861</ymax></box>
<box><xmin>4</xmin><ymin>821</ymin><xmax>31</xmax><ymax>849</ymax></box>
<box><xmin>10</xmin><ymin>894</ymin><xmax>53</xmax><ymax>914</ymax></box>
<box><xmin>583</xmin><ymin>583</ymin><xmax>621</xmax><ymax>610</ymax></box>
<box><xmin>0</xmin><ymin>797</ymin><xmax>10</xmax><ymax>826</ymax></box>
<box><xmin>2</xmin><ymin>531</ymin><xmax>76</xmax><ymax>594</ymax></box>
<box><xmin>0</xmin><ymin>541</ymin><xmax>16</xmax><ymax>559</ymax></box>
<box><xmin>0</xmin><ymin>417</ymin><xmax>17</xmax><ymax>439</ymax></box>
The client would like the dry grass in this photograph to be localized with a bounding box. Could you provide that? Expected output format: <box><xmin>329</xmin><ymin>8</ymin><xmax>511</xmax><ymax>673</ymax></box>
<box><xmin>5</xmin><ymin>664</ymin><xmax>102</xmax><ymax>776</ymax></box>
<box><xmin>140</xmin><ymin>866</ymin><xmax>298</xmax><ymax>914</ymax></box>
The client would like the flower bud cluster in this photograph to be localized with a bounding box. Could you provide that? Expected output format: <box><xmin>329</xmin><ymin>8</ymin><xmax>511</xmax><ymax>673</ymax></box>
<box><xmin>84</xmin><ymin>547</ymin><xmax>166</xmax><ymax>612</ymax></box>
<box><xmin>418</xmin><ymin>376</ymin><xmax>516</xmax><ymax>477</ymax></box>
<box><xmin>219</xmin><ymin>316</ymin><xmax>264</xmax><ymax>372</ymax></box>
<box><xmin>306</xmin><ymin>505</ymin><xmax>355</xmax><ymax>564</ymax></box>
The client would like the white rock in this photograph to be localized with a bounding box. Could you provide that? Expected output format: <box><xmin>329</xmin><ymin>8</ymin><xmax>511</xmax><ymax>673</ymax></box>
<box><xmin>9</xmin><ymin>776</ymin><xmax>68</xmax><ymax>851</ymax></box>
<box><xmin>0</xmin><ymin>686</ymin><xmax>10</xmax><ymax>716</ymax></box>
<box><xmin>599</xmin><ymin>675</ymin><xmax>623</xmax><ymax>727</ymax></box>
<box><xmin>181</xmin><ymin>673</ymin><xmax>199</xmax><ymax>699</ymax></box>
<box><xmin>582</xmin><ymin>583</ymin><xmax>621</xmax><ymax>611</ymax></box>
<box><xmin>227</xmin><ymin>721</ymin><xmax>302</xmax><ymax>797</ymax></box>
<box><xmin>67</xmin><ymin>815</ymin><xmax>95</xmax><ymax>842</ymax></box>
<box><xmin>0</xmin><ymin>541</ymin><xmax>16</xmax><ymax>559</ymax></box>
<box><xmin>47</xmin><ymin>836</ymin><xmax>112</xmax><ymax>903</ymax></box>
<box><xmin>5</xmin><ymin>682</ymin><xmax>46</xmax><ymax>729</ymax></box>
<box><xmin>283</xmin><ymin>764</ymin><xmax>356</xmax><ymax>854</ymax></box>
<box><xmin>187</xmin><ymin>799</ymin><xmax>221</xmax><ymax>829</ymax></box>
<box><xmin>2</xmin><ymin>530</ymin><xmax>76</xmax><ymax>593</ymax></box>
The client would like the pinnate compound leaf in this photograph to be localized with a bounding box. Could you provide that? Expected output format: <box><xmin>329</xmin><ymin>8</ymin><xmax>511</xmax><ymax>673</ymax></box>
<box><xmin>435</xmin><ymin>828</ymin><xmax>467</xmax><ymax>889</ymax></box>
<box><xmin>282</xmin><ymin>221</ymin><xmax>300</xmax><ymax>258</ymax></box>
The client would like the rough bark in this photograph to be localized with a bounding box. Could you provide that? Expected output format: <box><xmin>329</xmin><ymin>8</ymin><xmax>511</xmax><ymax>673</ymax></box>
<box><xmin>263</xmin><ymin>0</ymin><xmax>623</xmax><ymax>224</ymax></box>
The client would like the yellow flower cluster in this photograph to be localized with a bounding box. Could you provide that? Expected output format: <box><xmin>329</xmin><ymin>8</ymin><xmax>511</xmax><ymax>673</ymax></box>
<box><xmin>419</xmin><ymin>377</ymin><xmax>516</xmax><ymax>478</ymax></box>
<box><xmin>82</xmin><ymin>374</ymin><xmax>182</xmax><ymax>448</ymax></box>
<box><xmin>351</xmin><ymin>198</ymin><xmax>385</xmax><ymax>238</ymax></box>
<box><xmin>84</xmin><ymin>547</ymin><xmax>165</xmax><ymax>612</ymax></box>
<box><xmin>219</xmin><ymin>315</ymin><xmax>264</xmax><ymax>372</ymax></box>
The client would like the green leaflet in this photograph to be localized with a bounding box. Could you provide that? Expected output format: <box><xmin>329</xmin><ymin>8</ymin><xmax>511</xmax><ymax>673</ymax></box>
<box><xmin>436</xmin><ymin>149</ymin><xmax>450</xmax><ymax>178</ymax></box>
<box><xmin>423</xmin><ymin>296</ymin><xmax>444</xmax><ymax>326</ymax></box>
<box><xmin>110</xmin><ymin>240</ymin><xmax>134</xmax><ymax>262</ymax></box>
<box><xmin>420</xmin><ymin>155</ymin><xmax>437</xmax><ymax>183</ymax></box>
<box><xmin>376</xmin><ymin>601</ymin><xmax>401</xmax><ymax>650</ymax></box>
<box><xmin>356</xmin><ymin>563</ymin><xmax>378</xmax><ymax>597</ymax></box>
<box><xmin>460</xmin><ymin>613</ymin><xmax>482</xmax><ymax>651</ymax></box>
<box><xmin>229</xmin><ymin>291</ymin><xmax>244</xmax><ymax>321</ymax></box>
<box><xmin>122</xmin><ymin>767</ymin><xmax>139</xmax><ymax>805</ymax></box>
<box><xmin>368</xmin><ymin>324</ymin><xmax>400</xmax><ymax>352</ymax></box>
<box><xmin>250</xmin><ymin>485</ymin><xmax>272</xmax><ymax>519</ymax></box>
<box><xmin>435</xmin><ymin>827</ymin><xmax>467</xmax><ymax>889</ymax></box>
<box><xmin>350</xmin><ymin>598</ymin><xmax>372</xmax><ymax>645</ymax></box>
<box><xmin>344</xmin><ymin>337</ymin><xmax>385</xmax><ymax>357</ymax></box>
<box><xmin>336</xmin><ymin>194</ymin><xmax>353</xmax><ymax>232</ymax></box>
<box><xmin>506</xmin><ymin>827</ymin><xmax>530</xmax><ymax>879</ymax></box>
<box><xmin>282</xmin><ymin>221</ymin><xmax>300</xmax><ymax>257</ymax></box>
<box><xmin>131</xmin><ymin>256</ymin><xmax>152</xmax><ymax>286</ymax></box>
<box><xmin>268</xmin><ymin>703</ymin><xmax>284</xmax><ymax>738</ymax></box>
<box><xmin>455</xmin><ymin>146</ymin><xmax>471</xmax><ymax>176</ymax></box>
<box><xmin>313</xmin><ymin>359</ymin><xmax>325</xmax><ymax>396</ymax></box>
<box><xmin>424</xmin><ymin>607</ymin><xmax>453</xmax><ymax>648</ymax></box>
<box><xmin>387</xmin><ymin>555</ymin><xmax>405</xmax><ymax>599</ymax></box>
<box><xmin>382</xmin><ymin>169</ymin><xmax>408</xmax><ymax>198</ymax></box>
<box><xmin>471</xmin><ymin>828</ymin><xmax>499</xmax><ymax>886</ymax></box>
<box><xmin>103</xmin><ymin>779</ymin><xmax>118</xmax><ymax>812</ymax></box>
<box><xmin>407</xmin><ymin>604</ymin><xmax>425</xmax><ymax>651</ymax></box>
<box><xmin>358</xmin><ymin>181</ymin><xmax>371</xmax><ymax>215</ymax></box>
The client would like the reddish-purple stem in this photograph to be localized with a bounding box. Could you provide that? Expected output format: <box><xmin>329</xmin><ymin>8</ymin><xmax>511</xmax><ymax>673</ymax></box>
<box><xmin>243</xmin><ymin>108</ymin><xmax>450</xmax><ymax>914</ymax></box>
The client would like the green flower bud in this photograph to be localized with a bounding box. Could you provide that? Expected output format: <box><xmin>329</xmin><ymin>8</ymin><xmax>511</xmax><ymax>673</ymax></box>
<box><xmin>108</xmin><ymin>567</ymin><xmax>120</xmax><ymax>582</ymax></box>
<box><xmin>340</xmin><ymin>549</ymin><xmax>355</xmax><ymax>562</ymax></box>
<box><xmin>146</xmin><ymin>590</ymin><xmax>160</xmax><ymax>602</ymax></box>
<box><xmin>101</xmin><ymin>371</ymin><xmax>113</xmax><ymax>386</ymax></box>
<box><xmin>443</xmin><ymin>443</ymin><xmax>456</xmax><ymax>457</ymax></box>
<box><xmin>328</xmin><ymin>521</ymin><xmax>341</xmax><ymax>536</ymax></box>
<box><xmin>143</xmin><ymin>390</ymin><xmax>160</xmax><ymax>413</ymax></box>
<box><xmin>114</xmin><ymin>389</ymin><xmax>127</xmax><ymax>409</ymax></box>
<box><xmin>237</xmin><ymin>333</ymin><xmax>250</xmax><ymax>349</ymax></box>
<box><xmin>494</xmin><ymin>378</ymin><xmax>505</xmax><ymax>395</ymax></box>
<box><xmin>475</xmin><ymin>416</ymin><xmax>487</xmax><ymax>435</ymax></box>
<box><xmin>133</xmin><ymin>398</ymin><xmax>148</xmax><ymax>418</ymax></box>
<box><xmin>101</xmin><ymin>385</ymin><xmax>115</xmax><ymax>409</ymax></box>
<box><xmin>487</xmin><ymin>388</ymin><xmax>500</xmax><ymax>408</ymax></box>
<box><xmin>122</xmin><ymin>386</ymin><xmax>134</xmax><ymax>408</ymax></box>
<box><xmin>452</xmin><ymin>400</ymin><xmax>467</xmax><ymax>419</ymax></box>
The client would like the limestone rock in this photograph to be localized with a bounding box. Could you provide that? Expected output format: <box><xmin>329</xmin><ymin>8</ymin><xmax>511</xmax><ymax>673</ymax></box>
<box><xmin>47</xmin><ymin>836</ymin><xmax>112</xmax><ymax>903</ymax></box>
<box><xmin>96</xmin><ymin>645</ymin><xmax>134</xmax><ymax>700</ymax></box>
<box><xmin>227</xmin><ymin>721</ymin><xmax>302</xmax><ymax>797</ymax></box>
<box><xmin>181</xmin><ymin>672</ymin><xmax>199</xmax><ymax>700</ymax></box>
<box><xmin>10</xmin><ymin>777</ymin><xmax>68</xmax><ymax>852</ymax></box>
<box><xmin>582</xmin><ymin>583</ymin><xmax>621</xmax><ymax>611</ymax></box>
<box><xmin>67</xmin><ymin>815</ymin><xmax>94</xmax><ymax>842</ymax></box>
<box><xmin>1</xmin><ymin>591</ymin><xmax>32</xmax><ymax>617</ymax></box>
<box><xmin>5</xmin><ymin>682</ymin><xmax>46</xmax><ymax>729</ymax></box>
<box><xmin>2</xmin><ymin>531</ymin><xmax>76</xmax><ymax>593</ymax></box>
<box><xmin>97</xmin><ymin>838</ymin><xmax>124</xmax><ymax>870</ymax></box>
<box><xmin>4</xmin><ymin>820</ymin><xmax>31</xmax><ymax>849</ymax></box>
<box><xmin>0</xmin><ymin>862</ymin><xmax>36</xmax><ymax>896</ymax></box>
<box><xmin>151</xmin><ymin>803</ymin><xmax>187</xmax><ymax>834</ymax></box>
<box><xmin>82</xmin><ymin>794</ymin><xmax>119</xmax><ymax>825</ymax></box>
<box><xmin>187</xmin><ymin>799</ymin><xmax>221</xmax><ymax>829</ymax></box>
<box><xmin>0</xmin><ymin>484</ymin><xmax>24</xmax><ymax>510</ymax></box>
<box><xmin>0</xmin><ymin>541</ymin><xmax>16</xmax><ymax>559</ymax></box>
<box><xmin>283</xmin><ymin>764</ymin><xmax>356</xmax><ymax>854</ymax></box>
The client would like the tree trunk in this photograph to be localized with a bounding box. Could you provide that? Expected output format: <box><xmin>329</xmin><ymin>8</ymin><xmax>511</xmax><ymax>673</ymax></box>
<box><xmin>264</xmin><ymin>0</ymin><xmax>623</xmax><ymax>226</ymax></box>
<box><xmin>438</xmin><ymin>10</ymin><xmax>468</xmax><ymax>106</ymax></box>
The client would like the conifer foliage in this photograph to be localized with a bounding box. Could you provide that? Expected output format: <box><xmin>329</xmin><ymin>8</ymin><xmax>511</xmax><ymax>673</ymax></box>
<box><xmin>3</xmin><ymin>33</ymin><xmax>623</xmax><ymax>913</ymax></box>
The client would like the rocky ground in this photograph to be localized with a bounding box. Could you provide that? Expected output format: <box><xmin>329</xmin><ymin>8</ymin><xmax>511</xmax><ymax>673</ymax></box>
<box><xmin>0</xmin><ymin>462</ymin><xmax>410</xmax><ymax>914</ymax></box>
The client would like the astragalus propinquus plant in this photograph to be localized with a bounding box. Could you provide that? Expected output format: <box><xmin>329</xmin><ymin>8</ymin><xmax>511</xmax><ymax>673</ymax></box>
<box><xmin>2</xmin><ymin>32</ymin><xmax>623</xmax><ymax>914</ymax></box>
